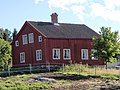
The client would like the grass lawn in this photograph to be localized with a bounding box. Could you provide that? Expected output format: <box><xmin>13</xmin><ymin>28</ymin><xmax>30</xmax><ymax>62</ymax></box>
<box><xmin>0</xmin><ymin>64</ymin><xmax>119</xmax><ymax>90</ymax></box>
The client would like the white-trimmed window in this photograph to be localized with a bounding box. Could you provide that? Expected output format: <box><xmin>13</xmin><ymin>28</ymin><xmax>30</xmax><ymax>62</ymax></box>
<box><xmin>20</xmin><ymin>52</ymin><xmax>25</xmax><ymax>63</ymax></box>
<box><xmin>63</xmin><ymin>49</ymin><xmax>71</xmax><ymax>60</ymax></box>
<box><xmin>38</xmin><ymin>36</ymin><xmax>42</xmax><ymax>42</ymax></box>
<box><xmin>81</xmin><ymin>49</ymin><xmax>88</xmax><ymax>60</ymax></box>
<box><xmin>53</xmin><ymin>49</ymin><xmax>60</xmax><ymax>60</ymax></box>
<box><xmin>28</xmin><ymin>33</ymin><xmax>34</xmax><ymax>43</ymax></box>
<box><xmin>91</xmin><ymin>49</ymin><xmax>98</xmax><ymax>60</ymax></box>
<box><xmin>15</xmin><ymin>40</ymin><xmax>19</xmax><ymax>46</ymax></box>
<box><xmin>36</xmin><ymin>49</ymin><xmax>42</xmax><ymax>61</ymax></box>
<box><xmin>22</xmin><ymin>34</ymin><xmax>28</xmax><ymax>45</ymax></box>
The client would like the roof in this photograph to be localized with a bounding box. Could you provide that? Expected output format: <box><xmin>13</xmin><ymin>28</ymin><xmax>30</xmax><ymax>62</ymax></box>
<box><xmin>28</xmin><ymin>21</ymin><xmax>100</xmax><ymax>39</ymax></box>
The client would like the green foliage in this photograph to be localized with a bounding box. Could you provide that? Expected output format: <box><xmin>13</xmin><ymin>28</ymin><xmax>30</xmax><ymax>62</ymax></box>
<box><xmin>12</xmin><ymin>28</ymin><xmax>17</xmax><ymax>40</ymax></box>
<box><xmin>92</xmin><ymin>27</ymin><xmax>120</xmax><ymax>64</ymax></box>
<box><xmin>0</xmin><ymin>28</ymin><xmax>18</xmax><ymax>42</ymax></box>
<box><xmin>0</xmin><ymin>39</ymin><xmax>12</xmax><ymax>70</ymax></box>
<box><xmin>0</xmin><ymin>28</ymin><xmax>12</xmax><ymax>42</ymax></box>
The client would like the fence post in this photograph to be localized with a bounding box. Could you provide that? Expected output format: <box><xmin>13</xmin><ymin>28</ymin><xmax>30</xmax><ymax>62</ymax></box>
<box><xmin>94</xmin><ymin>65</ymin><xmax>96</xmax><ymax>76</ymax></box>
<box><xmin>78</xmin><ymin>64</ymin><xmax>80</xmax><ymax>75</ymax></box>
<box><xmin>116</xmin><ymin>66</ymin><xmax>120</xmax><ymax>79</ymax></box>
<box><xmin>8</xmin><ymin>65</ymin><xmax>10</xmax><ymax>76</ymax></box>
<box><xmin>48</xmin><ymin>62</ymin><xmax>50</xmax><ymax>72</ymax></box>
<box><xmin>29</xmin><ymin>64</ymin><xmax>32</xmax><ymax>73</ymax></box>
<box><xmin>62</xmin><ymin>63</ymin><xmax>64</xmax><ymax>73</ymax></box>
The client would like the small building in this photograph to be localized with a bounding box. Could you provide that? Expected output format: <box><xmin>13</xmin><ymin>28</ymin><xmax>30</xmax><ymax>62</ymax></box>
<box><xmin>12</xmin><ymin>13</ymin><xmax>104</xmax><ymax>67</ymax></box>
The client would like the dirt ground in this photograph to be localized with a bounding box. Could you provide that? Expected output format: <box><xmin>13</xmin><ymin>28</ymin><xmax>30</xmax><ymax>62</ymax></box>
<box><xmin>50</xmin><ymin>78</ymin><xmax>120</xmax><ymax>90</ymax></box>
<box><xmin>39</xmin><ymin>73</ymin><xmax>120</xmax><ymax>90</ymax></box>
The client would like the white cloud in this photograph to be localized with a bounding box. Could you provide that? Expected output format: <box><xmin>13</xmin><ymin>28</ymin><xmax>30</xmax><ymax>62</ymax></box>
<box><xmin>70</xmin><ymin>5</ymin><xmax>85</xmax><ymax>20</ymax></box>
<box><xmin>104</xmin><ymin>0</ymin><xmax>120</xmax><ymax>9</ymax></box>
<box><xmin>35</xmin><ymin>0</ymin><xmax>44</xmax><ymax>4</ymax></box>
<box><xmin>46</xmin><ymin>0</ymin><xmax>120</xmax><ymax>23</ymax></box>
<box><xmin>48</xmin><ymin>0</ymin><xmax>87</xmax><ymax>10</ymax></box>
<box><xmin>48</xmin><ymin>0</ymin><xmax>87</xmax><ymax>20</ymax></box>
<box><xmin>90</xmin><ymin>0</ymin><xmax>120</xmax><ymax>23</ymax></box>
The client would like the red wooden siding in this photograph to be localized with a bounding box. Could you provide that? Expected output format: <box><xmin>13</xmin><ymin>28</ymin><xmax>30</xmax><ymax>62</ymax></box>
<box><xmin>12</xmin><ymin>22</ymin><xmax>104</xmax><ymax>67</ymax></box>
<box><xmin>12</xmin><ymin>22</ymin><xmax>46</xmax><ymax>67</ymax></box>
<box><xmin>45</xmin><ymin>38</ymin><xmax>104</xmax><ymax>65</ymax></box>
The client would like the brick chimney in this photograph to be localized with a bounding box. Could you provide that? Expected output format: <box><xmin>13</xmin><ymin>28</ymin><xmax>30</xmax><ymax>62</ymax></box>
<box><xmin>51</xmin><ymin>13</ymin><xmax>58</xmax><ymax>24</ymax></box>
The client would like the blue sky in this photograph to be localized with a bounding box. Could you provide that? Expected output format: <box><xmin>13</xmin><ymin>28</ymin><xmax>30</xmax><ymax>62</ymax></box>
<box><xmin>0</xmin><ymin>0</ymin><xmax>120</xmax><ymax>35</ymax></box>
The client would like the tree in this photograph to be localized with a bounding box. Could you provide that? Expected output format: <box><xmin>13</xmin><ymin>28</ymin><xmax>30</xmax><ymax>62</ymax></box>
<box><xmin>0</xmin><ymin>28</ymin><xmax>12</xmax><ymax>42</ymax></box>
<box><xmin>12</xmin><ymin>28</ymin><xmax>17</xmax><ymax>40</ymax></box>
<box><xmin>4</xmin><ymin>29</ymin><xmax>12</xmax><ymax>42</ymax></box>
<box><xmin>3</xmin><ymin>32</ymin><xmax>8</xmax><ymax>41</ymax></box>
<box><xmin>92</xmin><ymin>27</ymin><xmax>120</xmax><ymax>68</ymax></box>
<box><xmin>0</xmin><ymin>39</ymin><xmax>12</xmax><ymax>71</ymax></box>
<box><xmin>0</xmin><ymin>28</ymin><xmax>4</xmax><ymax>39</ymax></box>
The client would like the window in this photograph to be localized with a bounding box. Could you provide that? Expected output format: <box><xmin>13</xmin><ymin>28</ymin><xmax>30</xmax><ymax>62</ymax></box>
<box><xmin>81</xmin><ymin>49</ymin><xmax>88</xmax><ymax>60</ymax></box>
<box><xmin>22</xmin><ymin>34</ymin><xmax>28</xmax><ymax>45</ymax></box>
<box><xmin>53</xmin><ymin>49</ymin><xmax>60</xmax><ymax>59</ymax></box>
<box><xmin>36</xmin><ymin>49</ymin><xmax>42</xmax><ymax>61</ymax></box>
<box><xmin>15</xmin><ymin>40</ymin><xmax>19</xmax><ymax>46</ymax></box>
<box><xmin>63</xmin><ymin>49</ymin><xmax>71</xmax><ymax>60</ymax></box>
<box><xmin>20</xmin><ymin>52</ymin><xmax>25</xmax><ymax>63</ymax></box>
<box><xmin>38</xmin><ymin>36</ymin><xmax>42</xmax><ymax>42</ymax></box>
<box><xmin>28</xmin><ymin>33</ymin><xmax>34</xmax><ymax>43</ymax></box>
<box><xmin>91</xmin><ymin>49</ymin><xmax>98</xmax><ymax>60</ymax></box>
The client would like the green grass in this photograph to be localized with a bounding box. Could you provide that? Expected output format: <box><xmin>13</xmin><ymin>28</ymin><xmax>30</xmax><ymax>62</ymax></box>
<box><xmin>0</xmin><ymin>80</ymin><xmax>53</xmax><ymax>90</ymax></box>
<box><xmin>59</xmin><ymin>64</ymin><xmax>120</xmax><ymax>80</ymax></box>
<box><xmin>0</xmin><ymin>74</ymin><xmax>53</xmax><ymax>90</ymax></box>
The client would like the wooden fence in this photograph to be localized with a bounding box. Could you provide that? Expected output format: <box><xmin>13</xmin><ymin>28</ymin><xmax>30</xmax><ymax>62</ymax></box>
<box><xmin>0</xmin><ymin>63</ymin><xmax>64</xmax><ymax>76</ymax></box>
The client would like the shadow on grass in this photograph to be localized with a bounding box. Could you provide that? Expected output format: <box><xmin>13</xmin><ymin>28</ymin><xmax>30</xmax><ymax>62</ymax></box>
<box><xmin>47</xmin><ymin>74</ymin><xmax>101</xmax><ymax>81</ymax></box>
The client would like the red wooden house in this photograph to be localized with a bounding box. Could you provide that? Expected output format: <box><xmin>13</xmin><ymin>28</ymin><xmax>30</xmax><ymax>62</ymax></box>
<box><xmin>12</xmin><ymin>13</ymin><xmax>104</xmax><ymax>67</ymax></box>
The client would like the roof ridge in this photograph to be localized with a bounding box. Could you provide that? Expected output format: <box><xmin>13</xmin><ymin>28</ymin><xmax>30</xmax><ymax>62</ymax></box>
<box><xmin>28</xmin><ymin>21</ymin><xmax>85</xmax><ymax>26</ymax></box>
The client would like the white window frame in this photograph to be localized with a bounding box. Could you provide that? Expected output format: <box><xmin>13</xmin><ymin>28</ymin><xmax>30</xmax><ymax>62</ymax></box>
<box><xmin>28</xmin><ymin>33</ymin><xmax>34</xmax><ymax>43</ymax></box>
<box><xmin>15</xmin><ymin>40</ymin><xmax>19</xmax><ymax>46</ymax></box>
<box><xmin>36</xmin><ymin>49</ymin><xmax>42</xmax><ymax>61</ymax></box>
<box><xmin>22</xmin><ymin>34</ymin><xmax>28</xmax><ymax>45</ymax></box>
<box><xmin>20</xmin><ymin>52</ymin><xmax>25</xmax><ymax>63</ymax></box>
<box><xmin>63</xmin><ymin>49</ymin><xmax>71</xmax><ymax>60</ymax></box>
<box><xmin>38</xmin><ymin>35</ymin><xmax>42</xmax><ymax>42</ymax></box>
<box><xmin>91</xmin><ymin>49</ymin><xmax>98</xmax><ymax>60</ymax></box>
<box><xmin>52</xmin><ymin>49</ymin><xmax>60</xmax><ymax>60</ymax></box>
<box><xmin>81</xmin><ymin>49</ymin><xmax>88</xmax><ymax>60</ymax></box>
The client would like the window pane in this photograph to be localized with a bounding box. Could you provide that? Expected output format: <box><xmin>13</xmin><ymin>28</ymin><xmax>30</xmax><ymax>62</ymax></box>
<box><xmin>22</xmin><ymin>34</ymin><xmax>28</xmax><ymax>45</ymax></box>
<box><xmin>15</xmin><ymin>40</ymin><xmax>19</xmax><ymax>46</ymax></box>
<box><xmin>63</xmin><ymin>49</ymin><xmax>71</xmax><ymax>60</ymax></box>
<box><xmin>29</xmin><ymin>33</ymin><xmax>34</xmax><ymax>43</ymax></box>
<box><xmin>38</xmin><ymin>36</ymin><xmax>42</xmax><ymax>42</ymax></box>
<box><xmin>81</xmin><ymin>49</ymin><xmax>88</xmax><ymax>60</ymax></box>
<box><xmin>20</xmin><ymin>52</ymin><xmax>25</xmax><ymax>63</ymax></box>
<box><xmin>36</xmin><ymin>49</ymin><xmax>42</xmax><ymax>61</ymax></box>
<box><xmin>53</xmin><ymin>49</ymin><xmax>60</xmax><ymax>59</ymax></box>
